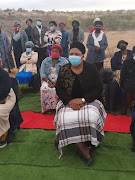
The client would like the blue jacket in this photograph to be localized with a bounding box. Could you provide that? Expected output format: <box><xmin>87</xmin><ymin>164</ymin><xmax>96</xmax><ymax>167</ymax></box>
<box><xmin>111</xmin><ymin>50</ymin><xmax>132</xmax><ymax>71</ymax></box>
<box><xmin>41</xmin><ymin>56</ymin><xmax>68</xmax><ymax>80</ymax></box>
<box><xmin>60</xmin><ymin>30</ymin><xmax>69</xmax><ymax>49</ymax></box>
<box><xmin>86</xmin><ymin>33</ymin><xmax>108</xmax><ymax>63</ymax></box>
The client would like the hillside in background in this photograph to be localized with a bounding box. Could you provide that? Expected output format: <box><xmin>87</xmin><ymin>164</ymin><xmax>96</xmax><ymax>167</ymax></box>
<box><xmin>1</xmin><ymin>9</ymin><xmax>135</xmax><ymax>36</ymax></box>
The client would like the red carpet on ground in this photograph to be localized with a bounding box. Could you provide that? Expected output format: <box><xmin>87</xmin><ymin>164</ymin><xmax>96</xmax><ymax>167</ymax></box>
<box><xmin>20</xmin><ymin>111</ymin><xmax>132</xmax><ymax>133</ymax></box>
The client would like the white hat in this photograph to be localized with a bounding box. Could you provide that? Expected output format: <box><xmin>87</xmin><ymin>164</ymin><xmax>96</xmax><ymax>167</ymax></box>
<box><xmin>93</xmin><ymin>18</ymin><xmax>101</xmax><ymax>24</ymax></box>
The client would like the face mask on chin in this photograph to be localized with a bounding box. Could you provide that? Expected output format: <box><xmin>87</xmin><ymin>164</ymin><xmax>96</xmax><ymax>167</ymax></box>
<box><xmin>69</xmin><ymin>55</ymin><xmax>82</xmax><ymax>66</ymax></box>
<box><xmin>133</xmin><ymin>56</ymin><xmax>135</xmax><ymax>60</ymax></box>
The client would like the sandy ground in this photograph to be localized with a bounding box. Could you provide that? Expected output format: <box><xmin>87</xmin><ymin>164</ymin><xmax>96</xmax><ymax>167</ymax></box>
<box><xmin>7</xmin><ymin>30</ymin><xmax>135</xmax><ymax>77</ymax></box>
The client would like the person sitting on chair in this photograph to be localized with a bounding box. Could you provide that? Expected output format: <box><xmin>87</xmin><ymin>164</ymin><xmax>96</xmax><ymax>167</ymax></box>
<box><xmin>0</xmin><ymin>67</ymin><xmax>16</xmax><ymax>148</ymax></box>
<box><xmin>40</xmin><ymin>44</ymin><xmax>68</xmax><ymax>113</ymax></box>
<box><xmin>55</xmin><ymin>42</ymin><xmax>106</xmax><ymax>166</ymax></box>
<box><xmin>16</xmin><ymin>41</ymin><xmax>40</xmax><ymax>98</ymax></box>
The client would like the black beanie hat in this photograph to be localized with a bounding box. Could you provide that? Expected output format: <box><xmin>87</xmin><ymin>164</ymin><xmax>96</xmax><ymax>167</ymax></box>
<box><xmin>94</xmin><ymin>20</ymin><xmax>103</xmax><ymax>27</ymax></box>
<box><xmin>70</xmin><ymin>42</ymin><xmax>86</xmax><ymax>55</ymax></box>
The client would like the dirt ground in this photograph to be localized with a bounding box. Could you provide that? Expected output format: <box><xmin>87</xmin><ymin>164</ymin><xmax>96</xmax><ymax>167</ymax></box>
<box><xmin>8</xmin><ymin>30</ymin><xmax>135</xmax><ymax>76</ymax></box>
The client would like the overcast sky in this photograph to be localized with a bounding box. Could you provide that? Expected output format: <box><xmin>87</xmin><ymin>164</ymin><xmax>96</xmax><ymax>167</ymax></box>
<box><xmin>1</xmin><ymin>0</ymin><xmax>135</xmax><ymax>11</ymax></box>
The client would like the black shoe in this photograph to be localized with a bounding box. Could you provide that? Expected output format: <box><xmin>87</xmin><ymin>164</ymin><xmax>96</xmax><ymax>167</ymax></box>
<box><xmin>89</xmin><ymin>144</ymin><xmax>96</xmax><ymax>153</ymax></box>
<box><xmin>132</xmin><ymin>141</ymin><xmax>135</xmax><ymax>152</ymax></box>
<box><xmin>7</xmin><ymin>132</ymin><xmax>13</xmax><ymax>144</ymax></box>
<box><xmin>0</xmin><ymin>139</ymin><xmax>7</xmax><ymax>149</ymax></box>
<box><xmin>86</xmin><ymin>157</ymin><xmax>93</xmax><ymax>167</ymax></box>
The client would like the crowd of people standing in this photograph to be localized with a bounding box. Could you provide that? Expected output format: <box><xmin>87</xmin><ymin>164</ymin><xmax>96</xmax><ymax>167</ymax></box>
<box><xmin>0</xmin><ymin>17</ymin><xmax>135</xmax><ymax>166</ymax></box>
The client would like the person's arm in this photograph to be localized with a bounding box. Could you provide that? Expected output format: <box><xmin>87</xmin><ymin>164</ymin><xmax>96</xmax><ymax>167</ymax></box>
<box><xmin>120</xmin><ymin>60</ymin><xmax>127</xmax><ymax>88</ymax></box>
<box><xmin>68</xmin><ymin>32</ymin><xmax>73</xmax><ymax>45</ymax></box>
<box><xmin>86</xmin><ymin>34</ymin><xmax>96</xmax><ymax>51</ymax></box>
<box><xmin>111</xmin><ymin>52</ymin><xmax>119</xmax><ymax>71</ymax></box>
<box><xmin>23</xmin><ymin>30</ymin><xmax>28</xmax><ymax>44</ymax></box>
<box><xmin>44</xmin><ymin>31</ymin><xmax>49</xmax><ymax>43</ymax></box>
<box><xmin>31</xmin><ymin>27</ymin><xmax>37</xmax><ymax>45</ymax></box>
<box><xmin>5</xmin><ymin>33</ymin><xmax>11</xmax><ymax>53</ymax></box>
<box><xmin>55</xmin><ymin>31</ymin><xmax>62</xmax><ymax>44</ymax></box>
<box><xmin>56</xmin><ymin>67</ymin><xmax>73</xmax><ymax>105</ymax></box>
<box><xmin>100</xmin><ymin>34</ymin><xmax>108</xmax><ymax>51</ymax></box>
<box><xmin>80</xmin><ymin>30</ymin><xmax>84</xmax><ymax>43</ymax></box>
<box><xmin>27</xmin><ymin>52</ymin><xmax>38</xmax><ymax>64</ymax></box>
<box><xmin>11</xmin><ymin>33</ymin><xmax>13</xmax><ymax>48</ymax></box>
<box><xmin>20</xmin><ymin>53</ymin><xmax>28</xmax><ymax>64</ymax></box>
<box><xmin>40</xmin><ymin>59</ymin><xmax>48</xmax><ymax>80</ymax></box>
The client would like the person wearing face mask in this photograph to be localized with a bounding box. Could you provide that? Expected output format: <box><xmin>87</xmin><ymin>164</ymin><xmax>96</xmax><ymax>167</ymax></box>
<box><xmin>44</xmin><ymin>21</ymin><xmax>62</xmax><ymax>57</ymax></box>
<box><xmin>111</xmin><ymin>40</ymin><xmax>132</xmax><ymax>85</ymax></box>
<box><xmin>111</xmin><ymin>40</ymin><xmax>132</xmax><ymax>115</ymax></box>
<box><xmin>55</xmin><ymin>42</ymin><xmax>106</xmax><ymax>166</ymax></box>
<box><xmin>59</xmin><ymin>22</ymin><xmax>69</xmax><ymax>58</ymax></box>
<box><xmin>120</xmin><ymin>46</ymin><xmax>135</xmax><ymax>117</ymax></box>
<box><xmin>31</xmin><ymin>18</ymin><xmax>48</xmax><ymax>69</ymax></box>
<box><xmin>11</xmin><ymin>22</ymin><xmax>28</xmax><ymax>68</ymax></box>
<box><xmin>40</xmin><ymin>44</ymin><xmax>68</xmax><ymax>113</ymax></box>
<box><xmin>68</xmin><ymin>20</ymin><xmax>84</xmax><ymax>45</ymax></box>
<box><xmin>86</xmin><ymin>20</ymin><xmax>108</xmax><ymax>71</ymax></box>
<box><xmin>0</xmin><ymin>24</ymin><xmax>15</xmax><ymax>73</ymax></box>
<box><xmin>15</xmin><ymin>41</ymin><xmax>40</xmax><ymax>97</ymax></box>
<box><xmin>90</xmin><ymin>18</ymin><xmax>104</xmax><ymax>33</ymax></box>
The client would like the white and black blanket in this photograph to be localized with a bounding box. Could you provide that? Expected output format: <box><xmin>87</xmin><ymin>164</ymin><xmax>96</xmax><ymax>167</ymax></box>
<box><xmin>54</xmin><ymin>100</ymin><xmax>107</xmax><ymax>152</ymax></box>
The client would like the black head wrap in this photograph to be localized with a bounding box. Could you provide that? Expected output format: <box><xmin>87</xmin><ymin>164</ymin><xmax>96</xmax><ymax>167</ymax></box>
<box><xmin>26</xmin><ymin>19</ymin><xmax>33</xmax><ymax>24</ymax></box>
<box><xmin>94</xmin><ymin>21</ymin><xmax>103</xmax><ymax>27</ymax></box>
<box><xmin>72</xmin><ymin>20</ymin><xmax>80</xmax><ymax>27</ymax></box>
<box><xmin>100</xmin><ymin>68</ymin><xmax>114</xmax><ymax>83</ymax></box>
<box><xmin>117</xmin><ymin>40</ymin><xmax>128</xmax><ymax>49</ymax></box>
<box><xmin>49</xmin><ymin>21</ymin><xmax>57</xmax><ymax>27</ymax></box>
<box><xmin>70</xmin><ymin>42</ymin><xmax>86</xmax><ymax>55</ymax></box>
<box><xmin>0</xmin><ymin>67</ymin><xmax>11</xmax><ymax>101</ymax></box>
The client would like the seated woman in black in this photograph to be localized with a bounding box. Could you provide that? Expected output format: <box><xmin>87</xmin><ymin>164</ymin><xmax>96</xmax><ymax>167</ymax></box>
<box><xmin>54</xmin><ymin>42</ymin><xmax>107</xmax><ymax>166</ymax></box>
<box><xmin>120</xmin><ymin>46</ymin><xmax>135</xmax><ymax>117</ymax></box>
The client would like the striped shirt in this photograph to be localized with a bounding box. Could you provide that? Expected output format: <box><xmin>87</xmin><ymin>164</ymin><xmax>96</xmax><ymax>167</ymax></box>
<box><xmin>44</xmin><ymin>30</ymin><xmax>62</xmax><ymax>46</ymax></box>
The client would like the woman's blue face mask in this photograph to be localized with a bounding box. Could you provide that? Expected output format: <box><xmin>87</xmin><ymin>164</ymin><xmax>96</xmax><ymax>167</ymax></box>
<box><xmin>50</xmin><ymin>26</ymin><xmax>55</xmax><ymax>32</ymax></box>
<box><xmin>26</xmin><ymin>48</ymin><xmax>32</xmax><ymax>53</ymax></box>
<box><xmin>69</xmin><ymin>56</ymin><xmax>82</xmax><ymax>66</ymax></box>
<box><xmin>37</xmin><ymin>21</ymin><xmax>42</xmax><ymax>26</ymax></box>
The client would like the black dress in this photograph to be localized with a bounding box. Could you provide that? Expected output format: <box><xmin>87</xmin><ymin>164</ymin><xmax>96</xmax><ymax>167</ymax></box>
<box><xmin>120</xmin><ymin>57</ymin><xmax>135</xmax><ymax>93</ymax></box>
<box><xmin>56</xmin><ymin>61</ymin><xmax>103</xmax><ymax>105</ymax></box>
